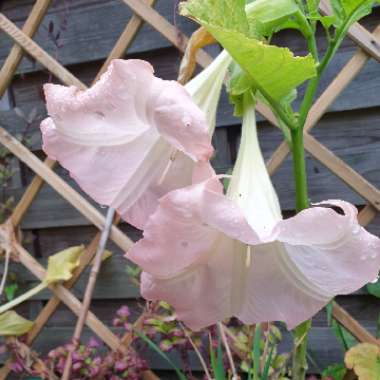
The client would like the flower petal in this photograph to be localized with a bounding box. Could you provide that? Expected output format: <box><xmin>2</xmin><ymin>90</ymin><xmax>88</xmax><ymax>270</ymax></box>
<box><xmin>41</xmin><ymin>59</ymin><xmax>214</xmax><ymax>226</ymax></box>
<box><xmin>152</xmin><ymin>80</ymin><xmax>213</xmax><ymax>161</ymax></box>
<box><xmin>42</xmin><ymin>117</ymin><xmax>172</xmax><ymax>212</ymax></box>
<box><xmin>140</xmin><ymin>235</ymin><xmax>241</xmax><ymax>331</ymax></box>
<box><xmin>124</xmin><ymin>157</ymin><xmax>215</xmax><ymax>230</ymax></box>
<box><xmin>274</xmin><ymin>200</ymin><xmax>380</xmax><ymax>297</ymax></box>
<box><xmin>185</xmin><ymin>50</ymin><xmax>232</xmax><ymax>135</ymax></box>
<box><xmin>44</xmin><ymin>60</ymin><xmax>156</xmax><ymax>145</ymax></box>
<box><xmin>227</xmin><ymin>96</ymin><xmax>282</xmax><ymax>234</ymax></box>
<box><xmin>126</xmin><ymin>178</ymin><xmax>221</xmax><ymax>278</ymax></box>
<box><xmin>238</xmin><ymin>241</ymin><xmax>330</xmax><ymax>330</ymax></box>
<box><xmin>126</xmin><ymin>175</ymin><xmax>261</xmax><ymax>278</ymax></box>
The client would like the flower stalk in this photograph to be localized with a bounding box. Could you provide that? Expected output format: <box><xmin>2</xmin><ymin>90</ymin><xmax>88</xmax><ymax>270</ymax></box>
<box><xmin>0</xmin><ymin>282</ymin><xmax>47</xmax><ymax>315</ymax></box>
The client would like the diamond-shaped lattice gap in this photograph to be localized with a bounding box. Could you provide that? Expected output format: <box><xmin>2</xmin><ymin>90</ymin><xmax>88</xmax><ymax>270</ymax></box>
<box><xmin>310</xmin><ymin>108</ymin><xmax>380</xmax><ymax>197</ymax></box>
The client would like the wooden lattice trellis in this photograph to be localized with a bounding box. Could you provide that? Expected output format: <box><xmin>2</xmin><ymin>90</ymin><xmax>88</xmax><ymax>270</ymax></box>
<box><xmin>0</xmin><ymin>0</ymin><xmax>379</xmax><ymax>378</ymax></box>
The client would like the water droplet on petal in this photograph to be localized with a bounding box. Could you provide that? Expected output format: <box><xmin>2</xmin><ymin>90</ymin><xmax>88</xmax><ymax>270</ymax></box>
<box><xmin>360</xmin><ymin>255</ymin><xmax>367</xmax><ymax>261</ymax></box>
<box><xmin>370</xmin><ymin>276</ymin><xmax>379</xmax><ymax>284</ymax></box>
<box><xmin>182</xmin><ymin>115</ymin><xmax>191</xmax><ymax>128</ymax></box>
<box><xmin>371</xmin><ymin>253</ymin><xmax>377</xmax><ymax>259</ymax></box>
<box><xmin>94</xmin><ymin>111</ymin><xmax>105</xmax><ymax>120</ymax></box>
<box><xmin>181</xmin><ymin>241</ymin><xmax>189</xmax><ymax>248</ymax></box>
<box><xmin>100</xmin><ymin>205</ymin><xmax>107</xmax><ymax>209</ymax></box>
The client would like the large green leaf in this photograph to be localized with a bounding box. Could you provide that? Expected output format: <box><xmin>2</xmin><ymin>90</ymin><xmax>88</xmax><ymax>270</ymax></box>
<box><xmin>182</xmin><ymin>0</ymin><xmax>250</xmax><ymax>35</ymax></box>
<box><xmin>0</xmin><ymin>311</ymin><xmax>33</xmax><ymax>336</ymax></box>
<box><xmin>246</xmin><ymin>0</ymin><xmax>306</xmax><ymax>36</ymax></box>
<box><xmin>180</xmin><ymin>0</ymin><xmax>317</xmax><ymax>102</ymax></box>
<box><xmin>44</xmin><ymin>245</ymin><xmax>84</xmax><ymax>285</ymax></box>
<box><xmin>345</xmin><ymin>343</ymin><xmax>380</xmax><ymax>380</ymax></box>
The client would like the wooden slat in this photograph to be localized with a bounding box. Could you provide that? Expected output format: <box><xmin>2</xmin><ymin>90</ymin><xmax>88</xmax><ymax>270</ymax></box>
<box><xmin>8</xmin><ymin>241</ymin><xmax>159</xmax><ymax>380</ymax></box>
<box><xmin>11</xmin><ymin>158</ymin><xmax>55</xmax><ymax>227</ymax></box>
<box><xmin>0</xmin><ymin>235</ymin><xmax>100</xmax><ymax>380</ymax></box>
<box><xmin>0</xmin><ymin>126</ymin><xmax>132</xmax><ymax>251</ymax></box>
<box><xmin>14</xmin><ymin>240</ymin><xmax>121</xmax><ymax>350</ymax></box>
<box><xmin>0</xmin><ymin>0</ymin><xmax>51</xmax><ymax>97</ymax></box>
<box><xmin>332</xmin><ymin>302</ymin><xmax>380</xmax><ymax>348</ymax></box>
<box><xmin>304</xmin><ymin>134</ymin><xmax>380</xmax><ymax>211</ymax></box>
<box><xmin>94</xmin><ymin>0</ymin><xmax>157</xmax><ymax>82</ymax></box>
<box><xmin>358</xmin><ymin>204</ymin><xmax>378</xmax><ymax>226</ymax></box>
<box><xmin>6</xmin><ymin>0</ymin><xmax>155</xmax><ymax>230</ymax></box>
<box><xmin>0</xmin><ymin>13</ymin><xmax>85</xmax><ymax>89</ymax></box>
<box><xmin>122</xmin><ymin>0</ymin><xmax>213</xmax><ymax>68</ymax></box>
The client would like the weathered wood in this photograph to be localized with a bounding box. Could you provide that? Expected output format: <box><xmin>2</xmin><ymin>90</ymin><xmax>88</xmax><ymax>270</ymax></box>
<box><xmin>94</xmin><ymin>0</ymin><xmax>157</xmax><ymax>82</ymax></box>
<box><xmin>0</xmin><ymin>0</ymin><xmax>200</xmax><ymax>74</ymax></box>
<box><xmin>304</xmin><ymin>134</ymin><xmax>380</xmax><ymax>211</ymax></box>
<box><xmin>332</xmin><ymin>302</ymin><xmax>380</xmax><ymax>348</ymax></box>
<box><xmin>0</xmin><ymin>0</ymin><xmax>51</xmax><ymax>97</ymax></box>
<box><xmin>0</xmin><ymin>13</ymin><xmax>85</xmax><ymax>89</ymax></box>
<box><xmin>2</xmin><ymin>6</ymin><xmax>380</xmax><ymax>113</ymax></box>
<box><xmin>0</xmin><ymin>126</ymin><xmax>133</xmax><ymax>251</ymax></box>
<box><xmin>122</xmin><ymin>0</ymin><xmax>212</xmax><ymax>68</ymax></box>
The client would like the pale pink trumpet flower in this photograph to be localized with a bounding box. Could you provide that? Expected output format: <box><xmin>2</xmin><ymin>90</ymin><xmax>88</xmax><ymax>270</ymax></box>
<box><xmin>127</xmin><ymin>99</ymin><xmax>380</xmax><ymax>330</ymax></box>
<box><xmin>124</xmin><ymin>51</ymin><xmax>232</xmax><ymax>228</ymax></box>
<box><xmin>40</xmin><ymin>55</ymin><xmax>230</xmax><ymax>229</ymax></box>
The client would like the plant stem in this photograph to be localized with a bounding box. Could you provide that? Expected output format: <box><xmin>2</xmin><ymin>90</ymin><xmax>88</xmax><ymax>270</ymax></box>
<box><xmin>290</xmin><ymin>91</ymin><xmax>314</xmax><ymax>378</ymax></box>
<box><xmin>292</xmin><ymin>319</ymin><xmax>312</xmax><ymax>380</ymax></box>
<box><xmin>218</xmin><ymin>323</ymin><xmax>238</xmax><ymax>380</ymax></box>
<box><xmin>290</xmin><ymin>127</ymin><xmax>309</xmax><ymax>212</ymax></box>
<box><xmin>61</xmin><ymin>207</ymin><xmax>115</xmax><ymax>380</ymax></box>
<box><xmin>0</xmin><ymin>282</ymin><xmax>46</xmax><ymax>314</ymax></box>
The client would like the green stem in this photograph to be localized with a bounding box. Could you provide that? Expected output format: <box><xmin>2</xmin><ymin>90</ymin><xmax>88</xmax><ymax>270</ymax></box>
<box><xmin>292</xmin><ymin>320</ymin><xmax>312</xmax><ymax>380</ymax></box>
<box><xmin>290</xmin><ymin>127</ymin><xmax>309</xmax><ymax>212</ymax></box>
<box><xmin>261</xmin><ymin>88</ymin><xmax>298</xmax><ymax>130</ymax></box>
<box><xmin>298</xmin><ymin>28</ymin><xmax>320</xmax><ymax>129</ymax></box>
<box><xmin>290</xmin><ymin>110</ymin><xmax>312</xmax><ymax>380</ymax></box>
<box><xmin>0</xmin><ymin>282</ymin><xmax>47</xmax><ymax>314</ymax></box>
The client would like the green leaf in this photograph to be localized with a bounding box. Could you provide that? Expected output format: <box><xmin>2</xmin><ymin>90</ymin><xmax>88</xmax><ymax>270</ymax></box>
<box><xmin>306</xmin><ymin>0</ymin><xmax>321</xmax><ymax>17</ymax></box>
<box><xmin>180</xmin><ymin>0</ymin><xmax>317</xmax><ymax>102</ymax></box>
<box><xmin>210</xmin><ymin>336</ymin><xmax>227</xmax><ymax>380</ymax></box>
<box><xmin>4</xmin><ymin>283</ymin><xmax>18</xmax><ymax>301</ymax></box>
<box><xmin>345</xmin><ymin>343</ymin><xmax>380</xmax><ymax>380</ymax></box>
<box><xmin>44</xmin><ymin>245</ymin><xmax>84</xmax><ymax>285</ymax></box>
<box><xmin>135</xmin><ymin>330</ymin><xmax>187</xmax><ymax>380</ymax></box>
<box><xmin>318</xmin><ymin>15</ymin><xmax>339</xmax><ymax>29</ymax></box>
<box><xmin>0</xmin><ymin>310</ymin><xmax>33</xmax><ymax>336</ymax></box>
<box><xmin>181</xmin><ymin>0</ymin><xmax>251</xmax><ymax>35</ymax></box>
<box><xmin>246</xmin><ymin>0</ymin><xmax>306</xmax><ymax>37</ymax></box>
<box><xmin>327</xmin><ymin>303</ymin><xmax>358</xmax><ymax>351</ymax></box>
<box><xmin>262</xmin><ymin>345</ymin><xmax>275</xmax><ymax>380</ymax></box>
<box><xmin>331</xmin><ymin>0</ymin><xmax>378</xmax><ymax>26</ymax></box>
<box><xmin>342</xmin><ymin>0</ymin><xmax>375</xmax><ymax>16</ymax></box>
<box><xmin>367</xmin><ymin>278</ymin><xmax>380</xmax><ymax>298</ymax></box>
<box><xmin>330</xmin><ymin>0</ymin><xmax>346</xmax><ymax>21</ymax></box>
<box><xmin>252</xmin><ymin>324</ymin><xmax>262</xmax><ymax>380</ymax></box>
<box><xmin>322</xmin><ymin>363</ymin><xmax>347</xmax><ymax>380</ymax></box>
